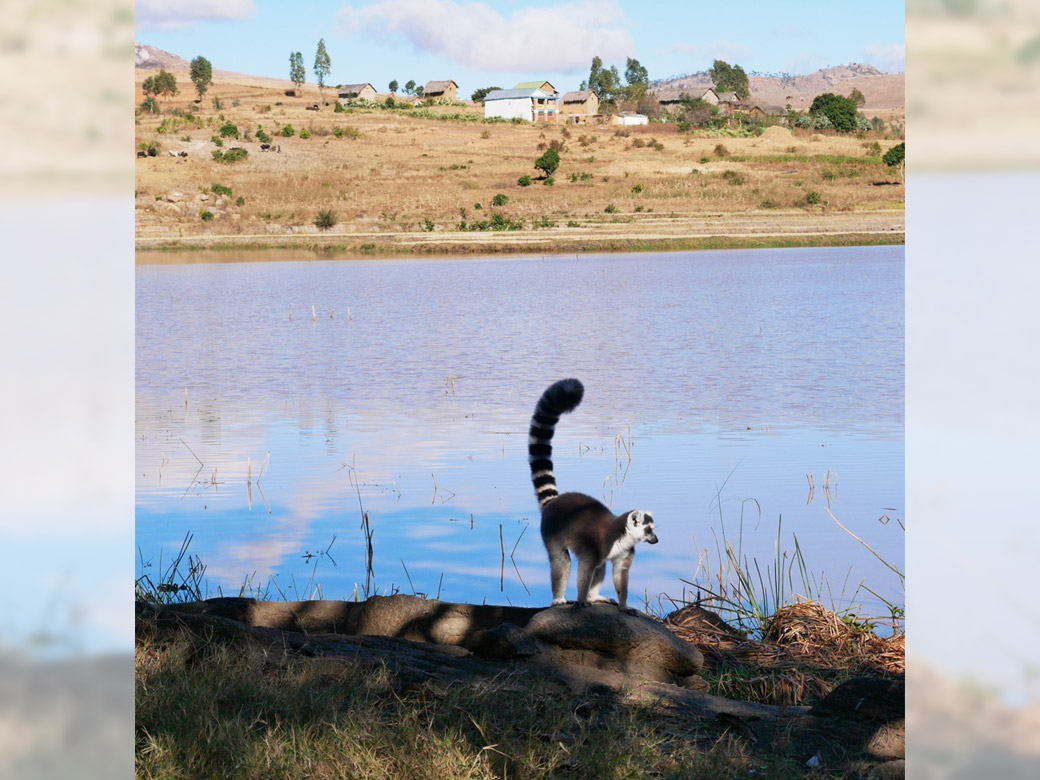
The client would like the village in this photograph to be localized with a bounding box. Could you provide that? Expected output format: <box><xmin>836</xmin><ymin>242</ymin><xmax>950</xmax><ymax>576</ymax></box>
<box><xmin>134</xmin><ymin>51</ymin><xmax>904</xmax><ymax>257</ymax></box>
<box><xmin>334</xmin><ymin>78</ymin><xmax>787</xmax><ymax>127</ymax></box>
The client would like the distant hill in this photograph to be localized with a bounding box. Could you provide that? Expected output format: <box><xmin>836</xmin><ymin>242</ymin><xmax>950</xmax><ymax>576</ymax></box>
<box><xmin>652</xmin><ymin>64</ymin><xmax>904</xmax><ymax>111</ymax></box>
<box><xmin>136</xmin><ymin>44</ymin><xmax>903</xmax><ymax>112</ymax></box>
<box><xmin>135</xmin><ymin>43</ymin><xmax>189</xmax><ymax>71</ymax></box>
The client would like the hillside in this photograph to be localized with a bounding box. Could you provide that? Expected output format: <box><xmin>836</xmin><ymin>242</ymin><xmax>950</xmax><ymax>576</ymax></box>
<box><xmin>653</xmin><ymin>64</ymin><xmax>905</xmax><ymax>111</ymax></box>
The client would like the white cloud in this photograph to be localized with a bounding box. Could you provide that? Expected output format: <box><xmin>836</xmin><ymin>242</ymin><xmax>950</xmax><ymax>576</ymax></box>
<box><xmin>862</xmin><ymin>43</ymin><xmax>905</xmax><ymax>73</ymax></box>
<box><xmin>668</xmin><ymin>40</ymin><xmax>752</xmax><ymax>68</ymax></box>
<box><xmin>338</xmin><ymin>0</ymin><xmax>633</xmax><ymax>72</ymax></box>
<box><xmin>137</xmin><ymin>0</ymin><xmax>255</xmax><ymax>30</ymax></box>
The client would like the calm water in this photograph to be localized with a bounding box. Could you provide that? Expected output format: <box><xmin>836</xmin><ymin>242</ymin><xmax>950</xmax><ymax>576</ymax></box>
<box><xmin>136</xmin><ymin>247</ymin><xmax>904</xmax><ymax>622</ymax></box>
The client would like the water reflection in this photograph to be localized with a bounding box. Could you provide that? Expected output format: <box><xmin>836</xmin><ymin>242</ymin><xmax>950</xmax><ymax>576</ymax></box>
<box><xmin>136</xmin><ymin>247</ymin><xmax>903</xmax><ymax>619</ymax></box>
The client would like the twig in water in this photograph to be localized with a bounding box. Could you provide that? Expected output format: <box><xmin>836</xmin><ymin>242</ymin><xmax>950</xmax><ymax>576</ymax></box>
<box><xmin>499</xmin><ymin>524</ymin><xmax>505</xmax><ymax>591</ymax></box>
<box><xmin>312</xmin><ymin>305</ymin><xmax>316</xmax><ymax>322</ymax></box>
<box><xmin>289</xmin><ymin>303</ymin><xmax>292</xmax><ymax>321</ymax></box>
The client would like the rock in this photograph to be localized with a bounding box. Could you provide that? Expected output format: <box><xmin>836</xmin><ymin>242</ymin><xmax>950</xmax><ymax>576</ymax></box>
<box><xmin>525</xmin><ymin>603</ymin><xmax>703</xmax><ymax>684</ymax></box>
<box><xmin>466</xmin><ymin>623</ymin><xmax>540</xmax><ymax>660</ymax></box>
<box><xmin>809</xmin><ymin>676</ymin><xmax>905</xmax><ymax>724</ymax></box>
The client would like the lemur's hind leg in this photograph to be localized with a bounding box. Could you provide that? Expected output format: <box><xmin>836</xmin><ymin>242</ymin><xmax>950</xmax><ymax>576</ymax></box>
<box><xmin>546</xmin><ymin>543</ymin><xmax>571</xmax><ymax>605</ymax></box>
<box><xmin>586</xmin><ymin>561</ymin><xmax>614</xmax><ymax>604</ymax></box>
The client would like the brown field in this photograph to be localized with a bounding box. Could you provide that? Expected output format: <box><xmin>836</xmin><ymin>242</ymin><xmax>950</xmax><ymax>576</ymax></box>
<box><xmin>134</xmin><ymin>71</ymin><xmax>904</xmax><ymax>257</ymax></box>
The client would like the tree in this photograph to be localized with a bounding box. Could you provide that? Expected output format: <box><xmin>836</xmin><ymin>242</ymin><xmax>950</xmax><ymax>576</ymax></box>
<box><xmin>624</xmin><ymin>57</ymin><xmax>649</xmax><ymax>91</ymax></box>
<box><xmin>581</xmin><ymin>56</ymin><xmax>622</xmax><ymax>104</ymax></box>
<box><xmin>414</xmin><ymin>85</ymin><xmax>424</xmax><ymax>98</ymax></box>
<box><xmin>883</xmin><ymin>142</ymin><xmax>905</xmax><ymax>184</ymax></box>
<box><xmin>809</xmin><ymin>92</ymin><xmax>858</xmax><ymax>132</ymax></box>
<box><xmin>676</xmin><ymin>95</ymin><xmax>718</xmax><ymax>129</ymax></box>
<box><xmin>313</xmin><ymin>38</ymin><xmax>331</xmax><ymax>106</ymax></box>
<box><xmin>471</xmin><ymin>85</ymin><xmax>501</xmax><ymax>103</ymax></box>
<box><xmin>848</xmin><ymin>87</ymin><xmax>866</xmax><ymax>108</ymax></box>
<box><xmin>404</xmin><ymin>80</ymin><xmax>416</xmax><ymax>96</ymax></box>
<box><xmin>533</xmin><ymin>147</ymin><xmax>560</xmax><ymax>178</ymax></box>
<box><xmin>142</xmin><ymin>69</ymin><xmax>178</xmax><ymax>106</ymax></box>
<box><xmin>289</xmin><ymin>51</ymin><xmax>305</xmax><ymax>95</ymax></box>
<box><xmin>709</xmin><ymin>59</ymin><xmax>750</xmax><ymax>100</ymax></box>
<box><xmin>388</xmin><ymin>80</ymin><xmax>398</xmax><ymax>95</ymax></box>
<box><xmin>189</xmin><ymin>56</ymin><xmax>213</xmax><ymax>102</ymax></box>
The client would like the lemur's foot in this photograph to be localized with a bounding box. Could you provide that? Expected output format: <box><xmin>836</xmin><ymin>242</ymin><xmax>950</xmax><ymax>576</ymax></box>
<box><xmin>551</xmin><ymin>598</ymin><xmax>570</xmax><ymax>607</ymax></box>
<box><xmin>619</xmin><ymin>606</ymin><xmax>637</xmax><ymax>616</ymax></box>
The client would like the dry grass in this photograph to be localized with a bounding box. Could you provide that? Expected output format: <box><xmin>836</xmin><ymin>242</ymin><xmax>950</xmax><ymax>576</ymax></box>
<box><xmin>136</xmin><ymin>623</ymin><xmax>817</xmax><ymax>780</ymax></box>
<box><xmin>134</xmin><ymin>71</ymin><xmax>904</xmax><ymax>252</ymax></box>
<box><xmin>665</xmin><ymin>600</ymin><xmax>904</xmax><ymax>707</ymax></box>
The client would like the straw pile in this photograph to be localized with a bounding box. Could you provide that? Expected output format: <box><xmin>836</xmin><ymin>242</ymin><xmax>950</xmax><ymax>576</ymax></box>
<box><xmin>664</xmin><ymin>600</ymin><xmax>904</xmax><ymax>706</ymax></box>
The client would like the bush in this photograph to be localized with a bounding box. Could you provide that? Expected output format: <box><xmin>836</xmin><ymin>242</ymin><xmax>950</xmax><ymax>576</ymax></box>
<box><xmin>211</xmin><ymin>136</ymin><xmax>223</xmax><ymax>147</ymax></box>
<box><xmin>805</xmin><ymin>191</ymin><xmax>821</xmax><ymax>205</ymax></box>
<box><xmin>534</xmin><ymin>147</ymin><xmax>560</xmax><ymax>178</ymax></box>
<box><xmin>604</xmin><ymin>204</ymin><xmax>616</xmax><ymax>214</ymax></box>
<box><xmin>235</xmin><ymin>196</ymin><xmax>245</xmax><ymax>206</ymax></box>
<box><xmin>714</xmin><ymin>143</ymin><xmax>730</xmax><ymax>157</ymax></box>
<box><xmin>882</xmin><ymin>142</ymin><xmax>905</xmax><ymax>168</ymax></box>
<box><xmin>631</xmin><ymin>183</ymin><xmax>643</xmax><ymax>193</ymax></box>
<box><xmin>211</xmin><ymin>183</ymin><xmax>233</xmax><ymax>198</ymax></box>
<box><xmin>299</xmin><ymin>128</ymin><xmax>311</xmax><ymax>139</ymax></box>
<box><xmin>543</xmin><ymin>177</ymin><xmax>554</xmax><ymax>186</ymax></box>
<box><xmin>212</xmin><ymin>148</ymin><xmax>248</xmax><ymax>164</ymax></box>
<box><xmin>314</xmin><ymin>209</ymin><xmax>337</xmax><ymax>231</ymax></box>
<box><xmin>199</xmin><ymin>210</ymin><xmax>214</xmax><ymax>221</ymax></box>
<box><xmin>491</xmin><ymin>193</ymin><xmax>508</xmax><ymax>206</ymax></box>
<box><xmin>256</xmin><ymin>127</ymin><xmax>270</xmax><ymax>143</ymax></box>
<box><xmin>722</xmin><ymin>170</ymin><xmax>745</xmax><ymax>185</ymax></box>
<box><xmin>281</xmin><ymin>124</ymin><xmax>295</xmax><ymax>137</ymax></box>
<box><xmin>331</xmin><ymin>125</ymin><xmax>362</xmax><ymax>140</ymax></box>
<box><xmin>517</xmin><ymin>175</ymin><xmax>532</xmax><ymax>187</ymax></box>
<box><xmin>139</xmin><ymin>96</ymin><xmax>160</xmax><ymax>115</ymax></box>
<box><xmin>218</xmin><ymin>121</ymin><xmax>239</xmax><ymax>139</ymax></box>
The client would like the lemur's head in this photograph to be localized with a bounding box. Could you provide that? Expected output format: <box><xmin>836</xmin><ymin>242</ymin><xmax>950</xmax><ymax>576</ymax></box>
<box><xmin>626</xmin><ymin>510</ymin><xmax>658</xmax><ymax>544</ymax></box>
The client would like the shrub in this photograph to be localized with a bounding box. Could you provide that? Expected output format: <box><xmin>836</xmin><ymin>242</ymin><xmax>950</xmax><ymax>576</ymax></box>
<box><xmin>300</xmin><ymin>128</ymin><xmax>311</xmax><ymax>139</ymax></box>
<box><xmin>714</xmin><ymin>143</ymin><xmax>730</xmax><ymax>157</ymax></box>
<box><xmin>517</xmin><ymin>175</ymin><xmax>531</xmax><ymax>187</ymax></box>
<box><xmin>139</xmin><ymin>96</ymin><xmax>160</xmax><ymax>114</ymax></box>
<box><xmin>281</xmin><ymin>124</ymin><xmax>295</xmax><ymax>137</ymax></box>
<box><xmin>805</xmin><ymin>191</ymin><xmax>821</xmax><ymax>205</ymax></box>
<box><xmin>543</xmin><ymin>177</ymin><xmax>554</xmax><ymax>186</ymax></box>
<box><xmin>211</xmin><ymin>183</ymin><xmax>233</xmax><ymax>198</ymax></box>
<box><xmin>314</xmin><ymin>209</ymin><xmax>337</xmax><ymax>231</ymax></box>
<box><xmin>235</xmin><ymin>196</ymin><xmax>245</xmax><ymax>206</ymax></box>
<box><xmin>722</xmin><ymin>170</ymin><xmax>745</xmax><ymax>185</ymax></box>
<box><xmin>491</xmin><ymin>193</ymin><xmax>508</xmax><ymax>206</ymax></box>
<box><xmin>331</xmin><ymin>125</ymin><xmax>362</xmax><ymax>140</ymax></box>
<box><xmin>631</xmin><ymin>183</ymin><xmax>643</xmax><ymax>193</ymax></box>
<box><xmin>218</xmin><ymin>121</ymin><xmax>239</xmax><ymax>138</ymax></box>
<box><xmin>604</xmin><ymin>204</ymin><xmax>616</xmax><ymax>214</ymax></box>
<box><xmin>211</xmin><ymin>136</ymin><xmax>223</xmax><ymax>147</ymax></box>
<box><xmin>256</xmin><ymin>127</ymin><xmax>270</xmax><ymax>143</ymax></box>
<box><xmin>199</xmin><ymin>210</ymin><xmax>214</xmax><ymax>221</ymax></box>
<box><xmin>422</xmin><ymin>217</ymin><xmax>434</xmax><ymax>232</ymax></box>
<box><xmin>212</xmin><ymin>148</ymin><xmax>248</xmax><ymax>164</ymax></box>
<box><xmin>533</xmin><ymin>147</ymin><xmax>560</xmax><ymax>178</ymax></box>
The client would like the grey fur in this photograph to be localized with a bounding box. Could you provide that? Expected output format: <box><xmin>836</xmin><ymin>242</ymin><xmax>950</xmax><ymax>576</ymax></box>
<box><xmin>528</xmin><ymin>380</ymin><xmax>658</xmax><ymax>612</ymax></box>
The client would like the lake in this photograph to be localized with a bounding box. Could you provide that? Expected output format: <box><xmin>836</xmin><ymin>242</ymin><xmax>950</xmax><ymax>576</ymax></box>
<box><xmin>136</xmin><ymin>246</ymin><xmax>904</xmax><ymax>628</ymax></box>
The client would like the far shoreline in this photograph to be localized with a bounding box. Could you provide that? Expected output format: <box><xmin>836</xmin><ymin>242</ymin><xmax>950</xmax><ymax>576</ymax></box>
<box><xmin>135</xmin><ymin>229</ymin><xmax>904</xmax><ymax>264</ymax></box>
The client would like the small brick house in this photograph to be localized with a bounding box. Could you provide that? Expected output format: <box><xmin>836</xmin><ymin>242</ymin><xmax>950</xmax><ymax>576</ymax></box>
<box><xmin>424</xmin><ymin>80</ymin><xmax>458</xmax><ymax>100</ymax></box>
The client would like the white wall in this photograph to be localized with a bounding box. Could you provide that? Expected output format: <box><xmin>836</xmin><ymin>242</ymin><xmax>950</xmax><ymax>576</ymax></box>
<box><xmin>483</xmin><ymin>97</ymin><xmax>532</xmax><ymax>121</ymax></box>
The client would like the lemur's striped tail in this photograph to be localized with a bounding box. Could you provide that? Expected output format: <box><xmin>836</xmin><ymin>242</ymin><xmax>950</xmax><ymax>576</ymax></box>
<box><xmin>529</xmin><ymin>378</ymin><xmax>584</xmax><ymax>508</ymax></box>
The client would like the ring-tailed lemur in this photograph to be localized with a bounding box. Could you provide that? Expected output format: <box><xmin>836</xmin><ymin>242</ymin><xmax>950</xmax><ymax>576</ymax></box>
<box><xmin>529</xmin><ymin>378</ymin><xmax>658</xmax><ymax>613</ymax></box>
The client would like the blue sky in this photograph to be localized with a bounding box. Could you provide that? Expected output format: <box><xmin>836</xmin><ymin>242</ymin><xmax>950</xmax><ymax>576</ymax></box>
<box><xmin>137</xmin><ymin>0</ymin><xmax>904</xmax><ymax>98</ymax></box>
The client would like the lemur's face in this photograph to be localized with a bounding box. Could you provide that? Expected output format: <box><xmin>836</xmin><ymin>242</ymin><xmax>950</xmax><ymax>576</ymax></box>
<box><xmin>628</xmin><ymin>510</ymin><xmax>658</xmax><ymax>544</ymax></box>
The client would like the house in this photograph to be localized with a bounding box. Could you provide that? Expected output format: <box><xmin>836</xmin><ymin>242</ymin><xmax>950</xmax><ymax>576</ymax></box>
<box><xmin>483</xmin><ymin>88</ymin><xmax>558</xmax><ymax>122</ymax></box>
<box><xmin>559</xmin><ymin>90</ymin><xmax>600</xmax><ymax>119</ymax></box>
<box><xmin>612</xmin><ymin>112</ymin><xmax>648</xmax><ymax>126</ymax></box>
<box><xmin>653</xmin><ymin>87</ymin><xmax>719</xmax><ymax>112</ymax></box>
<box><xmin>423</xmin><ymin>80</ymin><xmax>458</xmax><ymax>101</ymax></box>
<box><xmin>514</xmin><ymin>80</ymin><xmax>557</xmax><ymax>97</ymax></box>
<box><xmin>337</xmin><ymin>83</ymin><xmax>378</xmax><ymax>102</ymax></box>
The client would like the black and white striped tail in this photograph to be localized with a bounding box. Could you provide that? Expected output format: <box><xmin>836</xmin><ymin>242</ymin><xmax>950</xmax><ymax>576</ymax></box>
<box><xmin>529</xmin><ymin>378</ymin><xmax>584</xmax><ymax>508</ymax></box>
